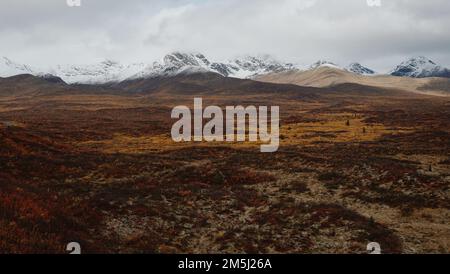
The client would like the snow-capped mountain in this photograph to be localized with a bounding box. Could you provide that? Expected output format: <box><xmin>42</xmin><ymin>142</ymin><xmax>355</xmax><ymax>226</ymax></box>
<box><xmin>346</xmin><ymin>63</ymin><xmax>375</xmax><ymax>75</ymax></box>
<box><xmin>49</xmin><ymin>60</ymin><xmax>148</xmax><ymax>84</ymax></box>
<box><xmin>308</xmin><ymin>60</ymin><xmax>377</xmax><ymax>75</ymax></box>
<box><xmin>129</xmin><ymin>52</ymin><xmax>299</xmax><ymax>80</ymax></box>
<box><xmin>0</xmin><ymin>57</ymin><xmax>148</xmax><ymax>84</ymax></box>
<box><xmin>130</xmin><ymin>52</ymin><xmax>213</xmax><ymax>79</ymax></box>
<box><xmin>2</xmin><ymin>54</ymin><xmax>449</xmax><ymax>84</ymax></box>
<box><xmin>390</xmin><ymin>57</ymin><xmax>450</xmax><ymax>78</ymax></box>
<box><xmin>309</xmin><ymin>60</ymin><xmax>340</xmax><ymax>70</ymax></box>
<box><xmin>0</xmin><ymin>57</ymin><xmax>37</xmax><ymax>77</ymax></box>
<box><xmin>225</xmin><ymin>55</ymin><xmax>297</xmax><ymax>78</ymax></box>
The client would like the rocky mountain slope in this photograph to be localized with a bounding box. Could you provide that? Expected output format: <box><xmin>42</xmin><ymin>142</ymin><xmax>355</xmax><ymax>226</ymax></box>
<box><xmin>346</xmin><ymin>63</ymin><xmax>375</xmax><ymax>75</ymax></box>
<box><xmin>390</xmin><ymin>57</ymin><xmax>450</xmax><ymax>78</ymax></box>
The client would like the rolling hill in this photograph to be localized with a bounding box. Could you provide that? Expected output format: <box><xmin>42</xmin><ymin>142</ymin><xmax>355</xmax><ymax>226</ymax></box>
<box><xmin>255</xmin><ymin>66</ymin><xmax>450</xmax><ymax>96</ymax></box>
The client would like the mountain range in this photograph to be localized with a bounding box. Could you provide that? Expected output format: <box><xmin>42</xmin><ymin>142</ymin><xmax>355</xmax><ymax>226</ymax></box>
<box><xmin>1</xmin><ymin>53</ymin><xmax>449</xmax><ymax>85</ymax></box>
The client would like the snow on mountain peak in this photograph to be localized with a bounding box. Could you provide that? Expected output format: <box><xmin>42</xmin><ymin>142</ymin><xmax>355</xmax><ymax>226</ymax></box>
<box><xmin>309</xmin><ymin>60</ymin><xmax>340</xmax><ymax>70</ymax></box>
<box><xmin>228</xmin><ymin>55</ymin><xmax>297</xmax><ymax>78</ymax></box>
<box><xmin>129</xmin><ymin>52</ymin><xmax>213</xmax><ymax>80</ymax></box>
<box><xmin>0</xmin><ymin>56</ymin><xmax>36</xmax><ymax>77</ymax></box>
<box><xmin>163</xmin><ymin>52</ymin><xmax>210</xmax><ymax>69</ymax></box>
<box><xmin>346</xmin><ymin>63</ymin><xmax>375</xmax><ymax>75</ymax></box>
<box><xmin>390</xmin><ymin>56</ymin><xmax>450</xmax><ymax>78</ymax></box>
<box><xmin>129</xmin><ymin>53</ymin><xmax>298</xmax><ymax>80</ymax></box>
<box><xmin>48</xmin><ymin>60</ymin><xmax>148</xmax><ymax>84</ymax></box>
<box><xmin>308</xmin><ymin>61</ymin><xmax>377</xmax><ymax>75</ymax></box>
<box><xmin>2</xmin><ymin>54</ymin><xmax>449</xmax><ymax>84</ymax></box>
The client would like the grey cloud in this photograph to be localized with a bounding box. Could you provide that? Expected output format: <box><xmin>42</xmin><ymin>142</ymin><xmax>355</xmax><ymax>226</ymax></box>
<box><xmin>0</xmin><ymin>0</ymin><xmax>449</xmax><ymax>72</ymax></box>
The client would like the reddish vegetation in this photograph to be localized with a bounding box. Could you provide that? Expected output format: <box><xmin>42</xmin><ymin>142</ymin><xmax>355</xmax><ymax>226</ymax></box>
<box><xmin>0</xmin><ymin>76</ymin><xmax>449</xmax><ymax>253</ymax></box>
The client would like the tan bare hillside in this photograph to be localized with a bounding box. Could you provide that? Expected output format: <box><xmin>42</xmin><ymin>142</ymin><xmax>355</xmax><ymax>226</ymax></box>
<box><xmin>255</xmin><ymin>67</ymin><xmax>450</xmax><ymax>96</ymax></box>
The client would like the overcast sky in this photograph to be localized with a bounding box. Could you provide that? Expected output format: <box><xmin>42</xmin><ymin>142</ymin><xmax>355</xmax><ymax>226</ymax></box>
<box><xmin>1</xmin><ymin>0</ymin><xmax>449</xmax><ymax>72</ymax></box>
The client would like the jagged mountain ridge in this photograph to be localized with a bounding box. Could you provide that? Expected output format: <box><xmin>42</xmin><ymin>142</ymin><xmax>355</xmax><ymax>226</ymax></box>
<box><xmin>131</xmin><ymin>53</ymin><xmax>298</xmax><ymax>80</ymax></box>
<box><xmin>0</xmin><ymin>53</ymin><xmax>299</xmax><ymax>84</ymax></box>
<box><xmin>1</xmin><ymin>54</ymin><xmax>449</xmax><ymax>84</ymax></box>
